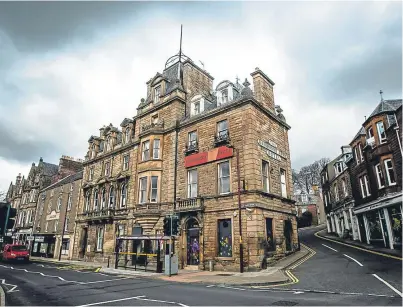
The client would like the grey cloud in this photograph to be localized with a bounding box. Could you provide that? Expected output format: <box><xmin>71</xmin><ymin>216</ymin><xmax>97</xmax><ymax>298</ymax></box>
<box><xmin>0</xmin><ymin>1</ymin><xmax>144</xmax><ymax>51</ymax></box>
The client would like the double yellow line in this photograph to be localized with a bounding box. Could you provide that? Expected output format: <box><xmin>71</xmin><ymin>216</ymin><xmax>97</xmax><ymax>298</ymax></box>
<box><xmin>252</xmin><ymin>243</ymin><xmax>316</xmax><ymax>288</ymax></box>
<box><xmin>314</xmin><ymin>231</ymin><xmax>402</xmax><ymax>261</ymax></box>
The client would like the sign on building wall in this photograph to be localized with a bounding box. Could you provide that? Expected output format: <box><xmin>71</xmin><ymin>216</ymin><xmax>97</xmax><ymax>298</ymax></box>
<box><xmin>35</xmin><ymin>236</ymin><xmax>45</xmax><ymax>243</ymax></box>
<box><xmin>258</xmin><ymin>139</ymin><xmax>286</xmax><ymax>161</ymax></box>
<box><xmin>46</xmin><ymin>210</ymin><xmax>60</xmax><ymax>221</ymax></box>
<box><xmin>185</xmin><ymin>146</ymin><xmax>233</xmax><ymax>168</ymax></box>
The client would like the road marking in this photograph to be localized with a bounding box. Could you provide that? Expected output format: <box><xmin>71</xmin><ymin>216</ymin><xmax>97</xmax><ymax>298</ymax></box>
<box><xmin>293</xmin><ymin>291</ymin><xmax>304</xmax><ymax>294</ymax></box>
<box><xmin>77</xmin><ymin>277</ymin><xmax>132</xmax><ymax>284</ymax></box>
<box><xmin>0</xmin><ymin>279</ymin><xmax>19</xmax><ymax>293</ymax></box>
<box><xmin>321</xmin><ymin>244</ymin><xmax>338</xmax><ymax>252</ymax></box>
<box><xmin>372</xmin><ymin>274</ymin><xmax>403</xmax><ymax>297</ymax></box>
<box><xmin>343</xmin><ymin>254</ymin><xmax>363</xmax><ymax>267</ymax></box>
<box><xmin>206</xmin><ymin>285</ymin><xmax>215</xmax><ymax>288</ymax></box>
<box><xmin>315</xmin><ymin>231</ymin><xmax>403</xmax><ymax>260</ymax></box>
<box><xmin>75</xmin><ymin>295</ymin><xmax>188</xmax><ymax>307</ymax></box>
<box><xmin>76</xmin><ymin>296</ymin><xmax>146</xmax><ymax>306</ymax></box>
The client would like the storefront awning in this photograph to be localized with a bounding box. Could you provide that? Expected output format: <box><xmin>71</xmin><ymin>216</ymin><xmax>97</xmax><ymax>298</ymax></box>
<box><xmin>354</xmin><ymin>192</ymin><xmax>402</xmax><ymax>214</ymax></box>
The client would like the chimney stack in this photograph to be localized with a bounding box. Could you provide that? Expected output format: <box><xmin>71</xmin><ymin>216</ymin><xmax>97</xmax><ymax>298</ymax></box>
<box><xmin>250</xmin><ymin>67</ymin><xmax>276</xmax><ymax>113</ymax></box>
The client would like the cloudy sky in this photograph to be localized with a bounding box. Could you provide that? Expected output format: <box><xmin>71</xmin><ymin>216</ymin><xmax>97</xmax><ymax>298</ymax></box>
<box><xmin>0</xmin><ymin>1</ymin><xmax>401</xmax><ymax>191</ymax></box>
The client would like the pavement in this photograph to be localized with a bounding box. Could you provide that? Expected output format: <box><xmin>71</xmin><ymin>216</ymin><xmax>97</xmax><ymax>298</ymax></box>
<box><xmin>30</xmin><ymin>246</ymin><xmax>312</xmax><ymax>285</ymax></box>
<box><xmin>1</xmin><ymin>225</ymin><xmax>401</xmax><ymax>306</ymax></box>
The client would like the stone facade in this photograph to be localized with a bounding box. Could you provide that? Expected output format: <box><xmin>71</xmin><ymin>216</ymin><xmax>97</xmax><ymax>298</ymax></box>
<box><xmin>71</xmin><ymin>54</ymin><xmax>297</xmax><ymax>271</ymax></box>
<box><xmin>32</xmin><ymin>170</ymin><xmax>83</xmax><ymax>259</ymax></box>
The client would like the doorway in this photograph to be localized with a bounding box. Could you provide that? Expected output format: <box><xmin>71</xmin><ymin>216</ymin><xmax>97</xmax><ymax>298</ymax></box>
<box><xmin>80</xmin><ymin>228</ymin><xmax>88</xmax><ymax>258</ymax></box>
<box><xmin>186</xmin><ymin>219</ymin><xmax>200</xmax><ymax>266</ymax></box>
<box><xmin>284</xmin><ymin>220</ymin><xmax>293</xmax><ymax>252</ymax></box>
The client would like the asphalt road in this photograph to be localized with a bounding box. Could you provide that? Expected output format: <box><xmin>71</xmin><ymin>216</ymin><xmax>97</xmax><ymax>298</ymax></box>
<box><xmin>0</xmin><ymin>226</ymin><xmax>401</xmax><ymax>306</ymax></box>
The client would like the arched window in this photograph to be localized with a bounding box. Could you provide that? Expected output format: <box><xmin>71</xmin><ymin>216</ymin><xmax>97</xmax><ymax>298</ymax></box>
<box><xmin>101</xmin><ymin>188</ymin><xmax>106</xmax><ymax>209</ymax></box>
<box><xmin>109</xmin><ymin>186</ymin><xmax>115</xmax><ymax>208</ymax></box>
<box><xmin>93</xmin><ymin>189</ymin><xmax>99</xmax><ymax>211</ymax></box>
<box><xmin>120</xmin><ymin>184</ymin><xmax>127</xmax><ymax>208</ymax></box>
<box><xmin>85</xmin><ymin>192</ymin><xmax>91</xmax><ymax>212</ymax></box>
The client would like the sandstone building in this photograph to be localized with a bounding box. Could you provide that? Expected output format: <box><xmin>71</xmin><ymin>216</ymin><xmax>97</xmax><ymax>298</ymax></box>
<box><xmin>73</xmin><ymin>51</ymin><xmax>298</xmax><ymax>271</ymax></box>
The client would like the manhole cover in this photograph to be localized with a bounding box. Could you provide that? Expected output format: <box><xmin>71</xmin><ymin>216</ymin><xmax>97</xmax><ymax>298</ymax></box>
<box><xmin>271</xmin><ymin>301</ymin><xmax>298</xmax><ymax>306</ymax></box>
<box><xmin>216</xmin><ymin>273</ymin><xmax>233</xmax><ymax>276</ymax></box>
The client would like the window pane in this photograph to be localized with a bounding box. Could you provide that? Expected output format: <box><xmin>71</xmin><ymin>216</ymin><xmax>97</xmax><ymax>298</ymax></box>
<box><xmin>221</xmin><ymin>176</ymin><xmax>230</xmax><ymax>193</ymax></box>
<box><xmin>218</xmin><ymin>219</ymin><xmax>232</xmax><ymax>257</ymax></box>
<box><xmin>266</xmin><ymin>218</ymin><xmax>275</xmax><ymax>251</ymax></box>
<box><xmin>219</xmin><ymin>161</ymin><xmax>229</xmax><ymax>177</ymax></box>
<box><xmin>151</xmin><ymin>176</ymin><xmax>158</xmax><ymax>202</ymax></box>
<box><xmin>217</xmin><ymin>120</ymin><xmax>228</xmax><ymax>132</ymax></box>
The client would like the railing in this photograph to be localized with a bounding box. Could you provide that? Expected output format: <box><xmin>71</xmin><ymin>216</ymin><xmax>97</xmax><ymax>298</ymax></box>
<box><xmin>185</xmin><ymin>141</ymin><xmax>199</xmax><ymax>155</ymax></box>
<box><xmin>79</xmin><ymin>208</ymin><xmax>115</xmax><ymax>220</ymax></box>
<box><xmin>175</xmin><ymin>197</ymin><xmax>204</xmax><ymax>212</ymax></box>
<box><xmin>141</xmin><ymin>121</ymin><xmax>164</xmax><ymax>133</ymax></box>
<box><xmin>214</xmin><ymin>130</ymin><xmax>230</xmax><ymax>145</ymax></box>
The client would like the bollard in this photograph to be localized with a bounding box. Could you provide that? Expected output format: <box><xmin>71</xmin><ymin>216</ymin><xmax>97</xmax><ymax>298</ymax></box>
<box><xmin>107</xmin><ymin>256</ymin><xmax>110</xmax><ymax>268</ymax></box>
<box><xmin>209</xmin><ymin>260</ymin><xmax>214</xmax><ymax>272</ymax></box>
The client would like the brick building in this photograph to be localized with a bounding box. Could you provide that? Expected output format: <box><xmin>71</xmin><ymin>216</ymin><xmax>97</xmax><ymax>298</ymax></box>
<box><xmin>32</xmin><ymin>169</ymin><xmax>83</xmax><ymax>259</ymax></box>
<box><xmin>293</xmin><ymin>186</ymin><xmax>325</xmax><ymax>226</ymax></box>
<box><xmin>347</xmin><ymin>99</ymin><xmax>402</xmax><ymax>250</ymax></box>
<box><xmin>323</xmin><ymin>97</ymin><xmax>402</xmax><ymax>250</ymax></box>
<box><xmin>73</xmin><ymin>52</ymin><xmax>298</xmax><ymax>271</ymax></box>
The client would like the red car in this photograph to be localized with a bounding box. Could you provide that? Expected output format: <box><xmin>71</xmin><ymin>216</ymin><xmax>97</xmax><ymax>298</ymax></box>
<box><xmin>2</xmin><ymin>244</ymin><xmax>30</xmax><ymax>262</ymax></box>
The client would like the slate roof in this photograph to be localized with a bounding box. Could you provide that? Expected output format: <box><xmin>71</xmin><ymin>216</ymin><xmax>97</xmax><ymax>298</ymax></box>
<box><xmin>41</xmin><ymin>171</ymin><xmax>83</xmax><ymax>192</ymax></box>
<box><xmin>351</xmin><ymin>126</ymin><xmax>366</xmax><ymax>143</ymax></box>
<box><xmin>42</xmin><ymin>162</ymin><xmax>59</xmax><ymax>177</ymax></box>
<box><xmin>369</xmin><ymin>99</ymin><xmax>402</xmax><ymax>118</ymax></box>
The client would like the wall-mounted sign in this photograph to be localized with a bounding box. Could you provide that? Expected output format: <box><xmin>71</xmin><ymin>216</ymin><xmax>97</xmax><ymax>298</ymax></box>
<box><xmin>27</xmin><ymin>236</ymin><xmax>35</xmax><ymax>241</ymax></box>
<box><xmin>46</xmin><ymin>210</ymin><xmax>60</xmax><ymax>221</ymax></box>
<box><xmin>185</xmin><ymin>146</ymin><xmax>233</xmax><ymax>168</ymax></box>
<box><xmin>35</xmin><ymin>236</ymin><xmax>45</xmax><ymax>243</ymax></box>
<box><xmin>258</xmin><ymin>139</ymin><xmax>286</xmax><ymax>161</ymax></box>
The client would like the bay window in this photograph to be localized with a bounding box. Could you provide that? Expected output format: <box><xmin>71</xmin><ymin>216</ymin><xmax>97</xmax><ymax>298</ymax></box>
<box><xmin>151</xmin><ymin>176</ymin><xmax>158</xmax><ymax>202</ymax></box>
<box><xmin>142</xmin><ymin>141</ymin><xmax>150</xmax><ymax>161</ymax></box>
<box><xmin>384</xmin><ymin>159</ymin><xmax>396</xmax><ymax>186</ymax></box>
<box><xmin>375</xmin><ymin>163</ymin><xmax>385</xmax><ymax>188</ymax></box>
<box><xmin>153</xmin><ymin>139</ymin><xmax>160</xmax><ymax>159</ymax></box>
<box><xmin>376</xmin><ymin>121</ymin><xmax>386</xmax><ymax>144</ymax></box>
<box><xmin>139</xmin><ymin>177</ymin><xmax>147</xmax><ymax>203</ymax></box>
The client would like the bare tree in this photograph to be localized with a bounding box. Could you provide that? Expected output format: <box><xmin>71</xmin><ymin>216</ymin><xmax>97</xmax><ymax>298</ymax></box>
<box><xmin>294</xmin><ymin>157</ymin><xmax>331</xmax><ymax>194</ymax></box>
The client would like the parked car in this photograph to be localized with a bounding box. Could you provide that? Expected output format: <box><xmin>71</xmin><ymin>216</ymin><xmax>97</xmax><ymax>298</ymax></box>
<box><xmin>2</xmin><ymin>244</ymin><xmax>30</xmax><ymax>262</ymax></box>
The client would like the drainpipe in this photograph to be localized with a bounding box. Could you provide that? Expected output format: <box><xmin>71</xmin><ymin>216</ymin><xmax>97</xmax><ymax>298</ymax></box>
<box><xmin>173</xmin><ymin>120</ymin><xmax>179</xmax><ymax>209</ymax></box>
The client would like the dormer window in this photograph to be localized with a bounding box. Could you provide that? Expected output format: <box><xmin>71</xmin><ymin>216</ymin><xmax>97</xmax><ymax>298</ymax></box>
<box><xmin>152</xmin><ymin>114</ymin><xmax>159</xmax><ymax>124</ymax></box>
<box><xmin>367</xmin><ymin>126</ymin><xmax>374</xmax><ymax>139</ymax></box>
<box><xmin>125</xmin><ymin>128</ymin><xmax>131</xmax><ymax>144</ymax></box>
<box><xmin>106</xmin><ymin>137</ymin><xmax>111</xmax><ymax>151</ymax></box>
<box><xmin>222</xmin><ymin>89</ymin><xmax>229</xmax><ymax>104</ymax></box>
<box><xmin>154</xmin><ymin>86</ymin><xmax>161</xmax><ymax>104</ymax></box>
<box><xmin>194</xmin><ymin>101</ymin><xmax>200</xmax><ymax>115</ymax></box>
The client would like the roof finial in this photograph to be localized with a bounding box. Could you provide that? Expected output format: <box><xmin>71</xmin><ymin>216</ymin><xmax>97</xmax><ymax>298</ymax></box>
<box><xmin>380</xmin><ymin>90</ymin><xmax>384</xmax><ymax>101</ymax></box>
<box><xmin>177</xmin><ymin>24</ymin><xmax>183</xmax><ymax>81</ymax></box>
<box><xmin>235</xmin><ymin>75</ymin><xmax>240</xmax><ymax>84</ymax></box>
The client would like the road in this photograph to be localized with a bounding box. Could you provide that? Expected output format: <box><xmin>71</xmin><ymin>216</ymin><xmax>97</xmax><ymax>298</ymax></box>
<box><xmin>0</xmin><ymin>226</ymin><xmax>401</xmax><ymax>306</ymax></box>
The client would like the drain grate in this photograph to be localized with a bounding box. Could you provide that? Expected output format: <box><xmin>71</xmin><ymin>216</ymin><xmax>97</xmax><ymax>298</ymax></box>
<box><xmin>271</xmin><ymin>301</ymin><xmax>298</xmax><ymax>306</ymax></box>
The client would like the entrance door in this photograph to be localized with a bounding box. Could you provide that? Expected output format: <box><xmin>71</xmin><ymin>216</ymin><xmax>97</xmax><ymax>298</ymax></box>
<box><xmin>284</xmin><ymin>220</ymin><xmax>293</xmax><ymax>252</ymax></box>
<box><xmin>357</xmin><ymin>215</ymin><xmax>367</xmax><ymax>244</ymax></box>
<box><xmin>80</xmin><ymin>228</ymin><xmax>88</xmax><ymax>258</ymax></box>
<box><xmin>187</xmin><ymin>219</ymin><xmax>200</xmax><ymax>265</ymax></box>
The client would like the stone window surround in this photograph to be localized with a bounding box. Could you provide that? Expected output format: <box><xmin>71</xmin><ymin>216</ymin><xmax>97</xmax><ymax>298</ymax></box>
<box><xmin>123</xmin><ymin>154</ymin><xmax>130</xmax><ymax>171</ymax></box>
<box><xmin>375</xmin><ymin>163</ymin><xmax>385</xmax><ymax>189</ymax></box>
<box><xmin>96</xmin><ymin>227</ymin><xmax>104</xmax><ymax>252</ymax></box>
<box><xmin>137</xmin><ymin>171</ymin><xmax>162</xmax><ymax>204</ymax></box>
<box><xmin>216</xmin><ymin>216</ymin><xmax>234</xmax><ymax>260</ymax></box>
<box><xmin>217</xmin><ymin>160</ymin><xmax>231</xmax><ymax>195</ymax></box>
<box><xmin>141</xmin><ymin>140</ymin><xmax>150</xmax><ymax>161</ymax></box>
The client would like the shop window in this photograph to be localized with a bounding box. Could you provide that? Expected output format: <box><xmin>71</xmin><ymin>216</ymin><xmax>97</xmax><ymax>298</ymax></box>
<box><xmin>387</xmin><ymin>206</ymin><xmax>402</xmax><ymax>247</ymax></box>
<box><xmin>366</xmin><ymin>211</ymin><xmax>383</xmax><ymax>241</ymax></box>
<box><xmin>61</xmin><ymin>239</ymin><xmax>70</xmax><ymax>255</ymax></box>
<box><xmin>217</xmin><ymin>219</ymin><xmax>232</xmax><ymax>257</ymax></box>
<box><xmin>266</xmin><ymin>218</ymin><xmax>275</xmax><ymax>251</ymax></box>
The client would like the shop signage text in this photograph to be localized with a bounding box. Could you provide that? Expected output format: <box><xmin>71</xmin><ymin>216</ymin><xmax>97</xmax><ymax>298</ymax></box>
<box><xmin>27</xmin><ymin>236</ymin><xmax>35</xmax><ymax>241</ymax></box>
<box><xmin>46</xmin><ymin>210</ymin><xmax>60</xmax><ymax>221</ymax></box>
<box><xmin>258</xmin><ymin>139</ymin><xmax>286</xmax><ymax>161</ymax></box>
<box><xmin>35</xmin><ymin>236</ymin><xmax>45</xmax><ymax>243</ymax></box>
<box><xmin>185</xmin><ymin>146</ymin><xmax>233</xmax><ymax>168</ymax></box>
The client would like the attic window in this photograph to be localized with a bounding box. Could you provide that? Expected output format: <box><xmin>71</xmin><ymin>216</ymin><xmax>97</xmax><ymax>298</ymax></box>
<box><xmin>152</xmin><ymin>114</ymin><xmax>159</xmax><ymax>124</ymax></box>
<box><xmin>221</xmin><ymin>89</ymin><xmax>229</xmax><ymax>104</ymax></box>
<box><xmin>154</xmin><ymin>86</ymin><xmax>161</xmax><ymax>104</ymax></box>
<box><xmin>194</xmin><ymin>101</ymin><xmax>200</xmax><ymax>115</ymax></box>
<box><xmin>125</xmin><ymin>128</ymin><xmax>131</xmax><ymax>144</ymax></box>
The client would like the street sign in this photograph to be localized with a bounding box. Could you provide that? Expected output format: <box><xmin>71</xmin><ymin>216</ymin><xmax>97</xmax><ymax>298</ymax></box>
<box><xmin>27</xmin><ymin>236</ymin><xmax>35</xmax><ymax>241</ymax></box>
<box><xmin>35</xmin><ymin>236</ymin><xmax>45</xmax><ymax>243</ymax></box>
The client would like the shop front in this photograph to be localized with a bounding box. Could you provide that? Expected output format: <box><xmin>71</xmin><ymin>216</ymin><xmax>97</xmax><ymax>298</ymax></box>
<box><xmin>31</xmin><ymin>234</ymin><xmax>56</xmax><ymax>258</ymax></box>
<box><xmin>354</xmin><ymin>192</ymin><xmax>402</xmax><ymax>250</ymax></box>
